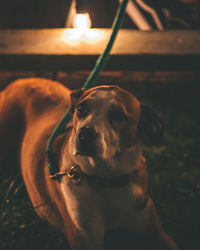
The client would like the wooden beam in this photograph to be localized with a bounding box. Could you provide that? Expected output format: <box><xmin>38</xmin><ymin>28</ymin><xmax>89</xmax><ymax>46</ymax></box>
<box><xmin>0</xmin><ymin>29</ymin><xmax>200</xmax><ymax>71</ymax></box>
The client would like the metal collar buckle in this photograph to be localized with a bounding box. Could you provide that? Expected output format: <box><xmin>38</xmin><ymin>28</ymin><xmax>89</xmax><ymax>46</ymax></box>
<box><xmin>67</xmin><ymin>165</ymin><xmax>82</xmax><ymax>184</ymax></box>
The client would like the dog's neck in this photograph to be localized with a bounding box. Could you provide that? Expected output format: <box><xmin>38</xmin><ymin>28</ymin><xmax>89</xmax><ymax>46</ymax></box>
<box><xmin>61</xmin><ymin>139</ymin><xmax>143</xmax><ymax>177</ymax></box>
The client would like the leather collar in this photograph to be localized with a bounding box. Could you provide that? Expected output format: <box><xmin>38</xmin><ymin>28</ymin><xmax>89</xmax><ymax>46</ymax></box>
<box><xmin>70</xmin><ymin>165</ymin><xmax>138</xmax><ymax>188</ymax></box>
<box><xmin>50</xmin><ymin>165</ymin><xmax>138</xmax><ymax>188</ymax></box>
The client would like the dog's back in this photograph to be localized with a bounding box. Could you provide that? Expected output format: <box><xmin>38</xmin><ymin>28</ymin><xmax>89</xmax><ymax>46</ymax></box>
<box><xmin>0</xmin><ymin>78</ymin><xmax>69</xmax><ymax>163</ymax></box>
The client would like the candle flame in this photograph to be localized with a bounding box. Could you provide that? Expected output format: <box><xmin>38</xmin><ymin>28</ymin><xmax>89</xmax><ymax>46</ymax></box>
<box><xmin>74</xmin><ymin>13</ymin><xmax>91</xmax><ymax>30</ymax></box>
<box><xmin>62</xmin><ymin>13</ymin><xmax>103</xmax><ymax>44</ymax></box>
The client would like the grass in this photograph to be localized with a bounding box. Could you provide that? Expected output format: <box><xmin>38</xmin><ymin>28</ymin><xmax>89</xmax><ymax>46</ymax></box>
<box><xmin>0</xmin><ymin>81</ymin><xmax>200</xmax><ymax>250</ymax></box>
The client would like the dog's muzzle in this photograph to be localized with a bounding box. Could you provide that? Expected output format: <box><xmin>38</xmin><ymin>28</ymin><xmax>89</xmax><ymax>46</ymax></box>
<box><xmin>76</xmin><ymin>126</ymin><xmax>97</xmax><ymax>156</ymax></box>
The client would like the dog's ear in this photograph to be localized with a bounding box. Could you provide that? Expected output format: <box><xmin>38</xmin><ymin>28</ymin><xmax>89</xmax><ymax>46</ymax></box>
<box><xmin>70</xmin><ymin>89</ymin><xmax>84</xmax><ymax>113</ymax></box>
<box><xmin>138</xmin><ymin>104</ymin><xmax>164</xmax><ymax>146</ymax></box>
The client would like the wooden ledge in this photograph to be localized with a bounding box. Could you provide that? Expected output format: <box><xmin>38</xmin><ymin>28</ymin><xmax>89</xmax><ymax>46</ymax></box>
<box><xmin>0</xmin><ymin>29</ymin><xmax>200</xmax><ymax>70</ymax></box>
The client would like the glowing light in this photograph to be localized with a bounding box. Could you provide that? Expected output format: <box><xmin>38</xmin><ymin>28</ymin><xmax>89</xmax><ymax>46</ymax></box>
<box><xmin>84</xmin><ymin>29</ymin><xmax>103</xmax><ymax>43</ymax></box>
<box><xmin>73</xmin><ymin>13</ymin><xmax>91</xmax><ymax>30</ymax></box>
<box><xmin>64</xmin><ymin>29</ymin><xmax>83</xmax><ymax>42</ymax></box>
<box><xmin>62</xmin><ymin>13</ymin><xmax>103</xmax><ymax>44</ymax></box>
<box><xmin>62</xmin><ymin>29</ymin><xmax>103</xmax><ymax>45</ymax></box>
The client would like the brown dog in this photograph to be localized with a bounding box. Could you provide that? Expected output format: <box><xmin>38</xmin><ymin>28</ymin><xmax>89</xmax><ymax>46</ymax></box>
<box><xmin>0</xmin><ymin>78</ymin><xmax>179</xmax><ymax>250</ymax></box>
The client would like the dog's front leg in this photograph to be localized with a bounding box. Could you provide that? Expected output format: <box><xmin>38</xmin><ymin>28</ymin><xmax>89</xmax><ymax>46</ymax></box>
<box><xmin>65</xmin><ymin>211</ymin><xmax>105</xmax><ymax>250</ymax></box>
<box><xmin>61</xmin><ymin>183</ymin><xmax>105</xmax><ymax>250</ymax></box>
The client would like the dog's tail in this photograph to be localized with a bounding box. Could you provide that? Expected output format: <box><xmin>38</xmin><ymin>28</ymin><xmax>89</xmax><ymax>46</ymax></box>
<box><xmin>0</xmin><ymin>78</ymin><xmax>69</xmax><ymax>167</ymax></box>
<box><xmin>0</xmin><ymin>80</ymin><xmax>28</xmax><ymax>167</ymax></box>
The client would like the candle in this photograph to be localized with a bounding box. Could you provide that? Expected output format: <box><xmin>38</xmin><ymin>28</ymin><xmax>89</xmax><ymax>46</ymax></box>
<box><xmin>63</xmin><ymin>13</ymin><xmax>103</xmax><ymax>44</ymax></box>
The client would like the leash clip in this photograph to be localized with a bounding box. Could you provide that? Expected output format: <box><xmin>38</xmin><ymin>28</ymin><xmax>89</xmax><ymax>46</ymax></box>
<box><xmin>67</xmin><ymin>166</ymin><xmax>82</xmax><ymax>184</ymax></box>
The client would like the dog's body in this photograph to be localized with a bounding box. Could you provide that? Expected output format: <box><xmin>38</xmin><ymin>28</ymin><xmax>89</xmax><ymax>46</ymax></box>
<box><xmin>0</xmin><ymin>78</ymin><xmax>179</xmax><ymax>250</ymax></box>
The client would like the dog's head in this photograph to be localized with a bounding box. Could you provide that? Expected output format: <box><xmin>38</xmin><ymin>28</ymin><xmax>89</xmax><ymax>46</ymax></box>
<box><xmin>67</xmin><ymin>85</ymin><xmax>163</xmax><ymax>174</ymax></box>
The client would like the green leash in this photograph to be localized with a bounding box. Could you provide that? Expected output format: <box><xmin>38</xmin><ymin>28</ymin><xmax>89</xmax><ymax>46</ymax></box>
<box><xmin>47</xmin><ymin>0</ymin><xmax>128</xmax><ymax>178</ymax></box>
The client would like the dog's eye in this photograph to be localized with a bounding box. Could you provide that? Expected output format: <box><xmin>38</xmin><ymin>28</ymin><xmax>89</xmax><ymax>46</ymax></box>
<box><xmin>77</xmin><ymin>101</ymin><xmax>90</xmax><ymax>118</ymax></box>
<box><xmin>109</xmin><ymin>108</ymin><xmax>127</xmax><ymax>122</ymax></box>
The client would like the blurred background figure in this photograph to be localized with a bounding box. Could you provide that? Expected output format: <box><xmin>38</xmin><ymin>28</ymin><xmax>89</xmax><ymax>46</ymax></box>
<box><xmin>120</xmin><ymin>0</ymin><xmax>200</xmax><ymax>30</ymax></box>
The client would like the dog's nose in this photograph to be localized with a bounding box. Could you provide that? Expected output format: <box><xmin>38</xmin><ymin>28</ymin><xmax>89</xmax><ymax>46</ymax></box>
<box><xmin>78</xmin><ymin>126</ymin><xmax>97</xmax><ymax>144</ymax></box>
